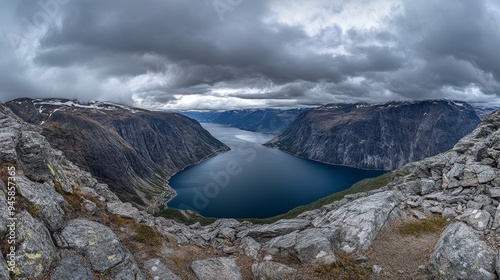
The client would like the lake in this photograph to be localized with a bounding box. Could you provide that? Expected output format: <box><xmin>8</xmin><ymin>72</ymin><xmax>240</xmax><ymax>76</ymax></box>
<box><xmin>168</xmin><ymin>123</ymin><xmax>386</xmax><ymax>219</ymax></box>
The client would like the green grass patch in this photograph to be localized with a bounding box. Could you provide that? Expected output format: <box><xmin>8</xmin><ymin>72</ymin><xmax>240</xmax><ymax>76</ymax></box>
<box><xmin>133</xmin><ymin>224</ymin><xmax>162</xmax><ymax>246</ymax></box>
<box><xmin>315</xmin><ymin>253</ymin><xmax>368</xmax><ymax>280</ymax></box>
<box><xmin>245</xmin><ymin>172</ymin><xmax>393</xmax><ymax>224</ymax></box>
<box><xmin>399</xmin><ymin>217</ymin><xmax>447</xmax><ymax>236</ymax></box>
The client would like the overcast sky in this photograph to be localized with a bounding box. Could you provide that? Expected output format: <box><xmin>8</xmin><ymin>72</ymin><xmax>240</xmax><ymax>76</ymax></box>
<box><xmin>1</xmin><ymin>0</ymin><xmax>500</xmax><ymax>110</ymax></box>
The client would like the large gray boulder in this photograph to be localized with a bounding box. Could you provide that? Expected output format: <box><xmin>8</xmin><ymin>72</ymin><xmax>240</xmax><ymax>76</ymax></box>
<box><xmin>263</xmin><ymin>228</ymin><xmax>337</xmax><ymax>265</ymax></box>
<box><xmin>464</xmin><ymin>209</ymin><xmax>491</xmax><ymax>231</ymax></box>
<box><xmin>262</xmin><ymin>231</ymin><xmax>299</xmax><ymax>257</ymax></box>
<box><xmin>107</xmin><ymin>253</ymin><xmax>145</xmax><ymax>280</ymax></box>
<box><xmin>50</xmin><ymin>256</ymin><xmax>94</xmax><ymax>280</ymax></box>
<box><xmin>294</xmin><ymin>228</ymin><xmax>336</xmax><ymax>264</ymax></box>
<box><xmin>107</xmin><ymin>202</ymin><xmax>142</xmax><ymax>222</ymax></box>
<box><xmin>144</xmin><ymin>259</ymin><xmax>181</xmax><ymax>280</ymax></box>
<box><xmin>313</xmin><ymin>191</ymin><xmax>401</xmax><ymax>253</ymax></box>
<box><xmin>16</xmin><ymin>175</ymin><xmax>66</xmax><ymax>231</ymax></box>
<box><xmin>239</xmin><ymin>236</ymin><xmax>261</xmax><ymax>259</ymax></box>
<box><xmin>15</xmin><ymin>211</ymin><xmax>58</xmax><ymax>278</ymax></box>
<box><xmin>239</xmin><ymin>219</ymin><xmax>311</xmax><ymax>241</ymax></box>
<box><xmin>191</xmin><ymin>257</ymin><xmax>243</xmax><ymax>280</ymax></box>
<box><xmin>15</xmin><ymin>130</ymin><xmax>53</xmax><ymax>182</ymax></box>
<box><xmin>0</xmin><ymin>111</ymin><xmax>20</xmax><ymax>163</ymax></box>
<box><xmin>251</xmin><ymin>261</ymin><xmax>297</xmax><ymax>280</ymax></box>
<box><xmin>429</xmin><ymin>222</ymin><xmax>496</xmax><ymax>280</ymax></box>
<box><xmin>55</xmin><ymin>219</ymin><xmax>136</xmax><ymax>274</ymax></box>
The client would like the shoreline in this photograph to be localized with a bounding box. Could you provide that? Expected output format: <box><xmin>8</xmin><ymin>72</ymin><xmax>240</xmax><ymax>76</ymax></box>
<box><xmin>263</xmin><ymin>144</ymin><xmax>390</xmax><ymax>172</ymax></box>
<box><xmin>153</xmin><ymin>146</ymin><xmax>231</xmax><ymax>209</ymax></box>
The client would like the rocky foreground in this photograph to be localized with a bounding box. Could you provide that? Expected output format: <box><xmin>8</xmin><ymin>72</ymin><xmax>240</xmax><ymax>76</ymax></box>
<box><xmin>1</xmin><ymin>103</ymin><xmax>500</xmax><ymax>279</ymax></box>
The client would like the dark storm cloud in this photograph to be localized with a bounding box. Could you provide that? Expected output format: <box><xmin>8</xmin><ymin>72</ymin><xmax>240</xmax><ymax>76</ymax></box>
<box><xmin>36</xmin><ymin>0</ymin><xmax>346</xmax><ymax>86</ymax></box>
<box><xmin>385</xmin><ymin>0</ymin><xmax>500</xmax><ymax>99</ymax></box>
<box><xmin>1</xmin><ymin>0</ymin><xmax>500</xmax><ymax>108</ymax></box>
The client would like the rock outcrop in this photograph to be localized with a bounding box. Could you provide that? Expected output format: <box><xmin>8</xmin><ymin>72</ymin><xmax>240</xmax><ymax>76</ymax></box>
<box><xmin>429</xmin><ymin>222</ymin><xmax>497</xmax><ymax>279</ymax></box>
<box><xmin>15</xmin><ymin>211</ymin><xmax>57</xmax><ymax>278</ymax></box>
<box><xmin>0</xmin><ymin>104</ymin><xmax>146</xmax><ymax>279</ymax></box>
<box><xmin>6</xmin><ymin>98</ymin><xmax>229</xmax><ymax>206</ymax></box>
<box><xmin>144</xmin><ymin>259</ymin><xmax>181</xmax><ymax>280</ymax></box>
<box><xmin>51</xmin><ymin>256</ymin><xmax>94</xmax><ymax>280</ymax></box>
<box><xmin>251</xmin><ymin>261</ymin><xmax>298</xmax><ymax>280</ymax></box>
<box><xmin>54</xmin><ymin>219</ymin><xmax>138</xmax><ymax>274</ymax></box>
<box><xmin>190</xmin><ymin>257</ymin><xmax>243</xmax><ymax>280</ymax></box>
<box><xmin>267</xmin><ymin>100</ymin><xmax>480</xmax><ymax>170</ymax></box>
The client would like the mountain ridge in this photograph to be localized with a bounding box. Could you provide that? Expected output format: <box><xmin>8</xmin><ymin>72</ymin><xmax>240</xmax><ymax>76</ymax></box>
<box><xmin>266</xmin><ymin>100</ymin><xmax>481</xmax><ymax>170</ymax></box>
<box><xmin>5</xmin><ymin>98</ymin><xmax>229</xmax><ymax>207</ymax></box>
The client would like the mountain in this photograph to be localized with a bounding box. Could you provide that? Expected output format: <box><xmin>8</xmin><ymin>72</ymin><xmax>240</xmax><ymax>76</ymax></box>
<box><xmin>180</xmin><ymin>108</ymin><xmax>307</xmax><ymax>134</ymax></box>
<box><xmin>266</xmin><ymin>100</ymin><xmax>481</xmax><ymax>170</ymax></box>
<box><xmin>474</xmin><ymin>105</ymin><xmax>500</xmax><ymax>120</ymax></box>
<box><xmin>5</xmin><ymin>98</ymin><xmax>229</xmax><ymax>206</ymax></box>
<box><xmin>2</xmin><ymin>99</ymin><xmax>500</xmax><ymax>279</ymax></box>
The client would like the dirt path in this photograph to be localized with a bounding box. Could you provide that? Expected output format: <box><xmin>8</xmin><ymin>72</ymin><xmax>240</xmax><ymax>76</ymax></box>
<box><xmin>365</xmin><ymin>222</ymin><xmax>441</xmax><ymax>280</ymax></box>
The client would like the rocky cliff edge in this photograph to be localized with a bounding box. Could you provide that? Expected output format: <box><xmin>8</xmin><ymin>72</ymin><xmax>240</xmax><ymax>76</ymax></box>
<box><xmin>1</xmin><ymin>103</ymin><xmax>500</xmax><ymax>279</ymax></box>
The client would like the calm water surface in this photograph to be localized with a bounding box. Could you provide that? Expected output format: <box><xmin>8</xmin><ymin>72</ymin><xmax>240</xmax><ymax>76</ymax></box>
<box><xmin>168</xmin><ymin>123</ymin><xmax>385</xmax><ymax>218</ymax></box>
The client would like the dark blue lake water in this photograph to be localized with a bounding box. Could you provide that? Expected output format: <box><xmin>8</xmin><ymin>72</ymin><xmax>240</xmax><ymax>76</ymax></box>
<box><xmin>168</xmin><ymin>123</ymin><xmax>385</xmax><ymax>218</ymax></box>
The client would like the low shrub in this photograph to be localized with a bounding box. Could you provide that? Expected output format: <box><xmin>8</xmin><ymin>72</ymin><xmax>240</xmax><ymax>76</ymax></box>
<box><xmin>133</xmin><ymin>224</ymin><xmax>162</xmax><ymax>247</ymax></box>
<box><xmin>399</xmin><ymin>217</ymin><xmax>447</xmax><ymax>236</ymax></box>
<box><xmin>315</xmin><ymin>253</ymin><xmax>368</xmax><ymax>280</ymax></box>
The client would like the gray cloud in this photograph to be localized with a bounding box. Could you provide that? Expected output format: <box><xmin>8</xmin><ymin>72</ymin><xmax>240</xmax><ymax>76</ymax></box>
<box><xmin>1</xmin><ymin>0</ymin><xmax>499</xmax><ymax>108</ymax></box>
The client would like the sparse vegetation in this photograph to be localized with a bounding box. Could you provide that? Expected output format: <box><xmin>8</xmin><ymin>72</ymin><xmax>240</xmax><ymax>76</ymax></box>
<box><xmin>54</xmin><ymin>180</ymin><xmax>102</xmax><ymax>213</ymax></box>
<box><xmin>246</xmin><ymin>172</ymin><xmax>394</xmax><ymax>224</ymax></box>
<box><xmin>107</xmin><ymin>214</ymin><xmax>163</xmax><ymax>256</ymax></box>
<box><xmin>133</xmin><ymin>224</ymin><xmax>162</xmax><ymax>246</ymax></box>
<box><xmin>0</xmin><ymin>162</ymin><xmax>18</xmax><ymax>184</ymax></box>
<box><xmin>55</xmin><ymin>180</ymin><xmax>82</xmax><ymax>211</ymax></box>
<box><xmin>109</xmin><ymin>214</ymin><xmax>136</xmax><ymax>228</ymax></box>
<box><xmin>399</xmin><ymin>217</ymin><xmax>447</xmax><ymax>236</ymax></box>
<box><xmin>315</xmin><ymin>253</ymin><xmax>368</xmax><ymax>280</ymax></box>
<box><xmin>27</xmin><ymin>204</ymin><xmax>40</xmax><ymax>218</ymax></box>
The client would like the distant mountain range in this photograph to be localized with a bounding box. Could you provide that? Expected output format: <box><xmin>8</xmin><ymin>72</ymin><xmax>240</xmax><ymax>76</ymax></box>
<box><xmin>473</xmin><ymin>105</ymin><xmax>500</xmax><ymax>119</ymax></box>
<box><xmin>179</xmin><ymin>108</ymin><xmax>307</xmax><ymax>134</ymax></box>
<box><xmin>266</xmin><ymin>100</ymin><xmax>481</xmax><ymax>170</ymax></box>
<box><xmin>5</xmin><ymin>98</ymin><xmax>228</xmax><ymax>206</ymax></box>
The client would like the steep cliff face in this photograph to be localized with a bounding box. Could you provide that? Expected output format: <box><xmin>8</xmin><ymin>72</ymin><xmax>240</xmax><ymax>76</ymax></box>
<box><xmin>0</xmin><ymin>104</ymin><xmax>145</xmax><ymax>279</ymax></box>
<box><xmin>181</xmin><ymin>108</ymin><xmax>307</xmax><ymax>134</ymax></box>
<box><xmin>2</xmin><ymin>99</ymin><xmax>500</xmax><ymax>279</ymax></box>
<box><xmin>5</xmin><ymin>98</ymin><xmax>229</xmax><ymax>205</ymax></box>
<box><xmin>267</xmin><ymin>100</ymin><xmax>480</xmax><ymax>170</ymax></box>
